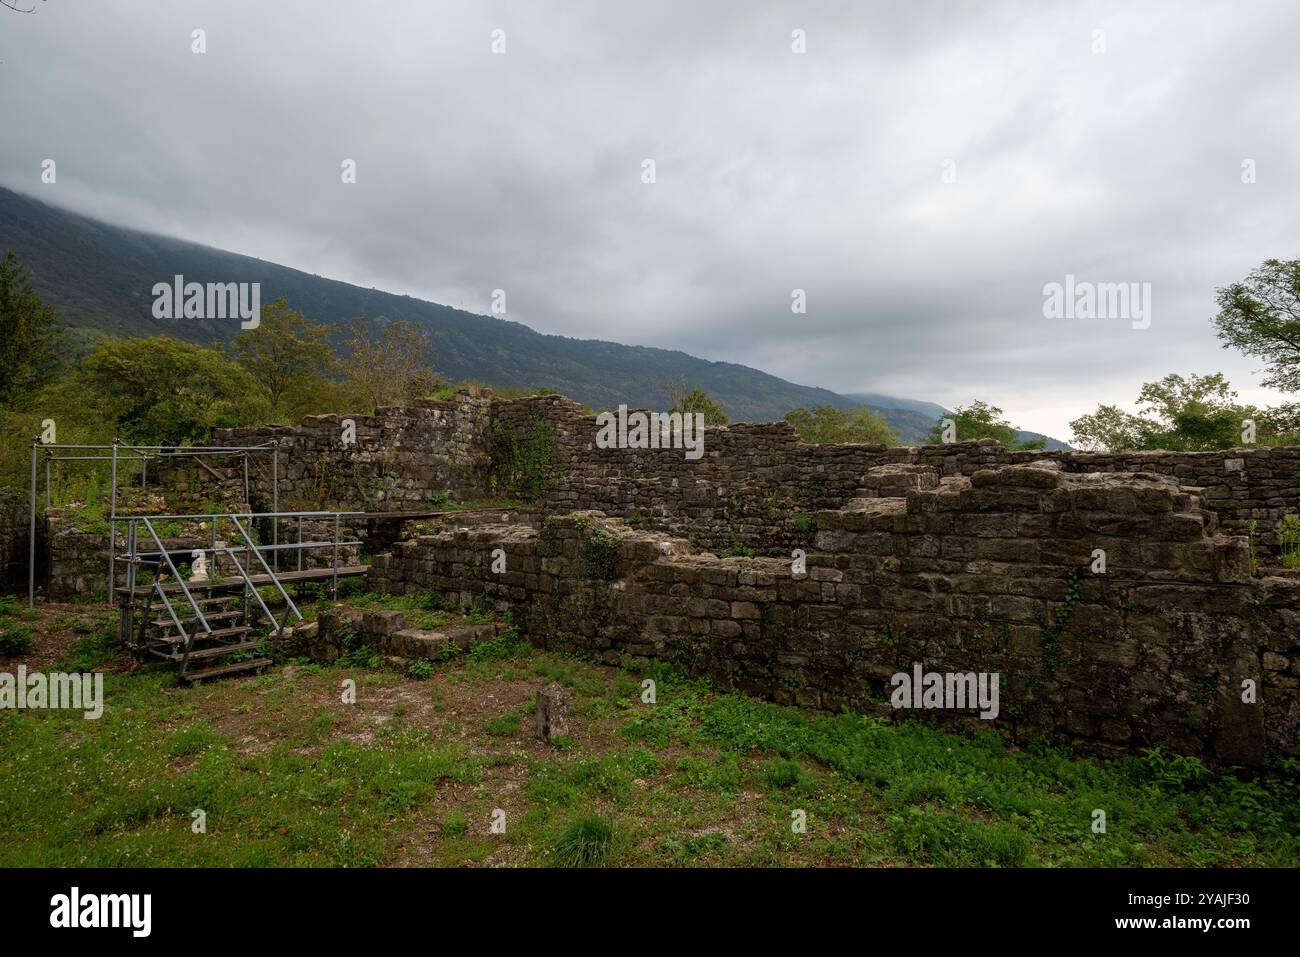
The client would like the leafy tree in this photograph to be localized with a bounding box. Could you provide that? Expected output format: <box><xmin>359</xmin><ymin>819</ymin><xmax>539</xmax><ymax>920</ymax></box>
<box><xmin>927</xmin><ymin>400</ymin><xmax>1044</xmax><ymax>450</ymax></box>
<box><xmin>341</xmin><ymin>318</ymin><xmax>434</xmax><ymax>411</ymax></box>
<box><xmin>1213</xmin><ymin>258</ymin><xmax>1300</xmax><ymax>392</ymax></box>
<box><xmin>1070</xmin><ymin>372</ymin><xmax>1262</xmax><ymax>451</ymax></box>
<box><xmin>1256</xmin><ymin>402</ymin><xmax>1300</xmax><ymax>444</ymax></box>
<box><xmin>672</xmin><ymin>388</ymin><xmax>729</xmax><ymax>425</ymax></box>
<box><xmin>402</xmin><ymin>368</ymin><xmax>448</xmax><ymax>403</ymax></box>
<box><xmin>80</xmin><ymin>336</ymin><xmax>271</xmax><ymax>444</ymax></box>
<box><xmin>661</xmin><ymin>376</ymin><xmax>729</xmax><ymax>424</ymax></box>
<box><xmin>784</xmin><ymin>405</ymin><xmax>896</xmax><ymax>444</ymax></box>
<box><xmin>231</xmin><ymin>297</ymin><xmax>336</xmax><ymax>418</ymax></box>
<box><xmin>0</xmin><ymin>250</ymin><xmax>63</xmax><ymax>409</ymax></box>
<box><xmin>1066</xmin><ymin>404</ymin><xmax>1149</xmax><ymax>452</ymax></box>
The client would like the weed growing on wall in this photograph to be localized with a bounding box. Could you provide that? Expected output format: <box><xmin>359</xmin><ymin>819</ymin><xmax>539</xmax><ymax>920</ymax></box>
<box><xmin>573</xmin><ymin>518</ymin><xmax>619</xmax><ymax>580</ymax></box>
<box><xmin>1038</xmin><ymin>569</ymin><xmax>1080</xmax><ymax>679</ymax></box>
<box><xmin>489</xmin><ymin>414</ymin><xmax>559</xmax><ymax>502</ymax></box>
<box><xmin>1277</xmin><ymin>513</ymin><xmax>1300</xmax><ymax>569</ymax></box>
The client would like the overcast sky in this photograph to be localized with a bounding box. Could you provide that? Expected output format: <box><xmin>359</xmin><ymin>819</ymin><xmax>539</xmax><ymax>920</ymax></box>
<box><xmin>2</xmin><ymin>0</ymin><xmax>1298</xmax><ymax>439</ymax></box>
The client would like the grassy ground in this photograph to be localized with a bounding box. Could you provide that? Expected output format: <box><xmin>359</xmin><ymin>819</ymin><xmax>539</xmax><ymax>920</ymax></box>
<box><xmin>0</xmin><ymin>600</ymin><xmax>1296</xmax><ymax>867</ymax></box>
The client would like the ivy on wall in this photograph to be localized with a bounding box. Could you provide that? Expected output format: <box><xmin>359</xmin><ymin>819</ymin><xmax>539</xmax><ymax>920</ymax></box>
<box><xmin>488</xmin><ymin>414</ymin><xmax>560</xmax><ymax>502</ymax></box>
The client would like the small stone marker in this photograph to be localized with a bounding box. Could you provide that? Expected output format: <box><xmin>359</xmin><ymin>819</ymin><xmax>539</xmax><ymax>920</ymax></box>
<box><xmin>535</xmin><ymin>682</ymin><xmax>571</xmax><ymax>742</ymax></box>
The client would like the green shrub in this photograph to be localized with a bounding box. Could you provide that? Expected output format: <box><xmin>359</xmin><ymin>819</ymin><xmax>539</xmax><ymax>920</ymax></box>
<box><xmin>763</xmin><ymin>757</ymin><xmax>804</xmax><ymax>790</ymax></box>
<box><xmin>550</xmin><ymin>815</ymin><xmax>614</xmax><ymax>867</ymax></box>
<box><xmin>573</xmin><ymin>518</ymin><xmax>619</xmax><ymax>580</ymax></box>
<box><xmin>0</xmin><ymin>621</ymin><xmax>34</xmax><ymax>657</ymax></box>
<box><xmin>468</xmin><ymin>627</ymin><xmax>526</xmax><ymax>662</ymax></box>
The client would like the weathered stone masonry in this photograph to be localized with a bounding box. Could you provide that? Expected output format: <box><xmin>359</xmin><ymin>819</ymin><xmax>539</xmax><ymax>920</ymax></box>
<box><xmin>198</xmin><ymin>392</ymin><xmax>1300</xmax><ymax>762</ymax></box>
<box><xmin>368</xmin><ymin>464</ymin><xmax>1300</xmax><ymax>765</ymax></box>
<box><xmin>210</xmin><ymin>392</ymin><xmax>1300</xmax><ymax>558</ymax></box>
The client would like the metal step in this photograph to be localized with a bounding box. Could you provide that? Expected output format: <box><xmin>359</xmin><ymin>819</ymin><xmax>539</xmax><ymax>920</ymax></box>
<box><xmin>182</xmin><ymin>658</ymin><xmax>274</xmax><ymax>683</ymax></box>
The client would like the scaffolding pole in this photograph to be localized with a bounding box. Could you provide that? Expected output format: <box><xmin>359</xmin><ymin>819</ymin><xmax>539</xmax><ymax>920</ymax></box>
<box><xmin>27</xmin><ymin>441</ymin><xmax>283</xmax><ymax>609</ymax></box>
<box><xmin>28</xmin><ymin>441</ymin><xmax>37</xmax><ymax>608</ymax></box>
<box><xmin>272</xmin><ymin>447</ymin><xmax>279</xmax><ymax>571</ymax></box>
<box><xmin>108</xmin><ymin>441</ymin><xmax>118</xmax><ymax>602</ymax></box>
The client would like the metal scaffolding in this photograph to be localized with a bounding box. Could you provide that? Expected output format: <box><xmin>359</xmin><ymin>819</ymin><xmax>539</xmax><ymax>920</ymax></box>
<box><xmin>27</xmin><ymin>439</ymin><xmax>282</xmax><ymax>607</ymax></box>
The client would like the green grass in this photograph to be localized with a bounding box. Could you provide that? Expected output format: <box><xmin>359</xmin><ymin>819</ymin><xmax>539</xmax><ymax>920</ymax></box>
<box><xmin>320</xmin><ymin>590</ymin><xmax>494</xmax><ymax>631</ymax></box>
<box><xmin>550</xmin><ymin>815</ymin><xmax>615</xmax><ymax>867</ymax></box>
<box><xmin>1</xmin><ymin>612</ymin><xmax>1296</xmax><ymax>868</ymax></box>
<box><xmin>0</xmin><ymin>670</ymin><xmax>478</xmax><ymax>866</ymax></box>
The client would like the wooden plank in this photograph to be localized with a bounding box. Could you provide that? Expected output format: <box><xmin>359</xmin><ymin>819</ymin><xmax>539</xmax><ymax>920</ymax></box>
<box><xmin>150</xmin><ymin>609</ymin><xmax>241</xmax><ymax>628</ymax></box>
<box><xmin>155</xmin><ymin>640</ymin><xmax>264</xmax><ymax>662</ymax></box>
<box><xmin>183</xmin><ymin>658</ymin><xmax>273</xmax><ymax>682</ymax></box>
<box><xmin>117</xmin><ymin>564</ymin><xmax>369</xmax><ymax>597</ymax></box>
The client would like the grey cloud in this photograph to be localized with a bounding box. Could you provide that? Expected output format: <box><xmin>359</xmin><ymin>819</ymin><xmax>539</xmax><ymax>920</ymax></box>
<box><xmin>1</xmin><ymin>0</ymin><xmax>1297</xmax><ymax>439</ymax></box>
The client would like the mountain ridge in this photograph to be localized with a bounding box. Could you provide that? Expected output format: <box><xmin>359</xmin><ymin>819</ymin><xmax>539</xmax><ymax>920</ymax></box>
<box><xmin>0</xmin><ymin>185</ymin><xmax>1067</xmax><ymax>447</ymax></box>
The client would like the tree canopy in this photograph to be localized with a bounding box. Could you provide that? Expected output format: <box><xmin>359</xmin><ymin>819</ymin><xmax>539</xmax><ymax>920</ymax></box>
<box><xmin>81</xmin><ymin>336</ymin><xmax>272</xmax><ymax>445</ymax></box>
<box><xmin>926</xmin><ymin>400</ymin><xmax>1044</xmax><ymax>450</ymax></box>
<box><xmin>232</xmin><ymin>297</ymin><xmax>336</xmax><ymax>418</ymax></box>
<box><xmin>784</xmin><ymin>405</ymin><xmax>896</xmax><ymax>444</ymax></box>
<box><xmin>1069</xmin><ymin>372</ymin><xmax>1280</xmax><ymax>451</ymax></box>
<box><xmin>661</xmin><ymin>376</ymin><xmax>730</xmax><ymax>425</ymax></box>
<box><xmin>0</xmin><ymin>250</ymin><xmax>63</xmax><ymax>409</ymax></box>
<box><xmin>1213</xmin><ymin>258</ymin><xmax>1300</xmax><ymax>392</ymax></box>
<box><xmin>340</xmin><ymin>318</ymin><xmax>435</xmax><ymax>412</ymax></box>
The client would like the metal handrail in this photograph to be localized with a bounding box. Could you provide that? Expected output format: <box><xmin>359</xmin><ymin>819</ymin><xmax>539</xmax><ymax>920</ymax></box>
<box><xmin>228</xmin><ymin>515</ymin><xmax>302</xmax><ymax>623</ymax></box>
<box><xmin>151</xmin><ymin>580</ymin><xmax>191</xmax><ymax>649</ymax></box>
<box><xmin>220</xmin><ymin>547</ymin><xmax>288</xmax><ymax>632</ymax></box>
<box><xmin>119</xmin><ymin>539</ymin><xmax>361</xmax><ymax>558</ymax></box>
<box><xmin>139</xmin><ymin>517</ymin><xmax>211</xmax><ymax>635</ymax></box>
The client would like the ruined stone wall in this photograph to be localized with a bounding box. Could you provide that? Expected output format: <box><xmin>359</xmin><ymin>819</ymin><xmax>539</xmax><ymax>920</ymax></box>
<box><xmin>502</xmin><ymin>395</ymin><xmax>1300</xmax><ymax>557</ymax></box>
<box><xmin>200</xmin><ymin>394</ymin><xmax>495</xmax><ymax>513</ymax></box>
<box><xmin>182</xmin><ymin>392</ymin><xmax>1300</xmax><ymax>559</ymax></box>
<box><xmin>368</xmin><ymin>464</ymin><xmax>1300</xmax><ymax>765</ymax></box>
<box><xmin>45</xmin><ymin>512</ymin><xmax>113</xmax><ymax>600</ymax></box>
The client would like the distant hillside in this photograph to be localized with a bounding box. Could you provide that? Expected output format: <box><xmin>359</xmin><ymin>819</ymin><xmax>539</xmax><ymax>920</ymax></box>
<box><xmin>0</xmin><ymin>185</ymin><xmax>1063</xmax><ymax>445</ymax></box>
<box><xmin>843</xmin><ymin>394</ymin><xmax>1070</xmax><ymax>451</ymax></box>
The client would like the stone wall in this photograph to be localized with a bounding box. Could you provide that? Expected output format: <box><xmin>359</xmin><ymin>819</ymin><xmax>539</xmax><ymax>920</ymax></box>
<box><xmin>511</xmin><ymin>395</ymin><xmax>1300</xmax><ymax>556</ymax></box>
<box><xmin>368</xmin><ymin>463</ymin><xmax>1300</xmax><ymax>765</ymax></box>
<box><xmin>301</xmin><ymin>608</ymin><xmax>509</xmax><ymax>665</ymax></box>
<box><xmin>141</xmin><ymin>391</ymin><xmax>1300</xmax><ymax>761</ymax></box>
<box><xmin>203</xmin><ymin>394</ymin><xmax>494</xmax><ymax>512</ymax></box>
<box><xmin>0</xmin><ymin>486</ymin><xmax>34</xmax><ymax>596</ymax></box>
<box><xmin>198</xmin><ymin>392</ymin><xmax>1300</xmax><ymax>559</ymax></box>
<box><xmin>45</xmin><ymin>512</ymin><xmax>113</xmax><ymax>600</ymax></box>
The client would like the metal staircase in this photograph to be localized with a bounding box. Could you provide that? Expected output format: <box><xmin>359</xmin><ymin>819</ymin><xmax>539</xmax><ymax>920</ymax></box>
<box><xmin>116</xmin><ymin>511</ymin><xmax>365</xmax><ymax>683</ymax></box>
